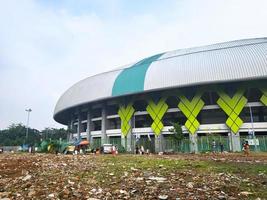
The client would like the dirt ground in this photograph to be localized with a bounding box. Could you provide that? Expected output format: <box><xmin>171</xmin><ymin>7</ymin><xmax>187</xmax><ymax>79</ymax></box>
<box><xmin>0</xmin><ymin>152</ymin><xmax>266</xmax><ymax>200</ymax></box>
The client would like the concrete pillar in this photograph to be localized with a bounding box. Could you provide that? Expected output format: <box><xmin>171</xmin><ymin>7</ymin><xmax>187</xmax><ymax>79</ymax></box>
<box><xmin>69</xmin><ymin>119</ymin><xmax>74</xmax><ymax>142</ymax></box>
<box><xmin>86</xmin><ymin>110</ymin><xmax>91</xmax><ymax>142</ymax></box>
<box><xmin>77</xmin><ymin>112</ymin><xmax>82</xmax><ymax>141</ymax></box>
<box><xmin>67</xmin><ymin>121</ymin><xmax>72</xmax><ymax>142</ymax></box>
<box><xmin>121</xmin><ymin>133</ymin><xmax>132</xmax><ymax>152</ymax></box>
<box><xmin>189</xmin><ymin>133</ymin><xmax>198</xmax><ymax>153</ymax></box>
<box><xmin>101</xmin><ymin>105</ymin><xmax>107</xmax><ymax>145</ymax></box>
<box><xmin>229</xmin><ymin>131</ymin><xmax>241</xmax><ymax>152</ymax></box>
<box><xmin>155</xmin><ymin>134</ymin><xmax>165</xmax><ymax>153</ymax></box>
<box><xmin>121</xmin><ymin>118</ymin><xmax>132</xmax><ymax>152</ymax></box>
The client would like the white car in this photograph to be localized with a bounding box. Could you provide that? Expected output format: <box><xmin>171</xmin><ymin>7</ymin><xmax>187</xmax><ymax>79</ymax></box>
<box><xmin>103</xmin><ymin>144</ymin><xmax>112</xmax><ymax>154</ymax></box>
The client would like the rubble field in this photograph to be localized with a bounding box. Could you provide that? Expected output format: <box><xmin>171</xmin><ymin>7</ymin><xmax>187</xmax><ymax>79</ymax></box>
<box><xmin>0</xmin><ymin>153</ymin><xmax>266</xmax><ymax>200</ymax></box>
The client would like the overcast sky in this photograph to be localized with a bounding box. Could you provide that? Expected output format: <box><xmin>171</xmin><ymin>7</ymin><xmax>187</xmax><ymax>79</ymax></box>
<box><xmin>0</xmin><ymin>0</ymin><xmax>267</xmax><ymax>130</ymax></box>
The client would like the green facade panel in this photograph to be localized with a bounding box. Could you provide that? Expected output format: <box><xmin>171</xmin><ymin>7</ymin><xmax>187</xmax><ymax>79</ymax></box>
<box><xmin>146</xmin><ymin>97</ymin><xmax>168</xmax><ymax>136</ymax></box>
<box><xmin>217</xmin><ymin>89</ymin><xmax>247</xmax><ymax>134</ymax></box>
<box><xmin>118</xmin><ymin>103</ymin><xmax>135</xmax><ymax>137</ymax></box>
<box><xmin>116</xmin><ymin>84</ymin><xmax>264</xmax><ymax>137</ymax></box>
<box><xmin>260</xmin><ymin>88</ymin><xmax>267</xmax><ymax>106</ymax></box>
<box><xmin>178</xmin><ymin>91</ymin><xmax>204</xmax><ymax>134</ymax></box>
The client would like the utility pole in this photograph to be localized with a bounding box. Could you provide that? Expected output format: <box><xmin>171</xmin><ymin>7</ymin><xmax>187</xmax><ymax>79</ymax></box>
<box><xmin>25</xmin><ymin>108</ymin><xmax>32</xmax><ymax>143</ymax></box>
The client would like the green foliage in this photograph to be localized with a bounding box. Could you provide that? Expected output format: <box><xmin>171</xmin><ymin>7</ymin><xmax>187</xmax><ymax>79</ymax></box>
<box><xmin>39</xmin><ymin>139</ymin><xmax>69</xmax><ymax>153</ymax></box>
<box><xmin>117</xmin><ymin>145</ymin><xmax>126</xmax><ymax>153</ymax></box>
<box><xmin>169</xmin><ymin>122</ymin><xmax>184</xmax><ymax>142</ymax></box>
<box><xmin>0</xmin><ymin>123</ymin><xmax>41</xmax><ymax>146</ymax></box>
<box><xmin>41</xmin><ymin>127</ymin><xmax>68</xmax><ymax>141</ymax></box>
<box><xmin>0</xmin><ymin>123</ymin><xmax>68</xmax><ymax>146</ymax></box>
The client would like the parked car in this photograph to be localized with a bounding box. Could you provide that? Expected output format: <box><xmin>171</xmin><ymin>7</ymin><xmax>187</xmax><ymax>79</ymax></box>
<box><xmin>103</xmin><ymin>144</ymin><xmax>112</xmax><ymax>154</ymax></box>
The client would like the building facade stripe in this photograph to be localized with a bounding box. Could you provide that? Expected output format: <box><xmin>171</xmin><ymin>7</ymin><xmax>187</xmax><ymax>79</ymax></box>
<box><xmin>112</xmin><ymin>53</ymin><xmax>164</xmax><ymax>96</ymax></box>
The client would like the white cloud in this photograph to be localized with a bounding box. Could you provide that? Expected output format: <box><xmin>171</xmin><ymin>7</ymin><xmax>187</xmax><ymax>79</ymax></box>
<box><xmin>0</xmin><ymin>0</ymin><xmax>266</xmax><ymax>130</ymax></box>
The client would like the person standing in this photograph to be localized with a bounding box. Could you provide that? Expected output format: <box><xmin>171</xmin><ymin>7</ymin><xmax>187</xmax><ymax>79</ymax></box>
<box><xmin>140</xmin><ymin>145</ymin><xmax>145</xmax><ymax>155</ymax></box>
<box><xmin>135</xmin><ymin>145</ymin><xmax>139</xmax><ymax>155</ymax></box>
<box><xmin>212</xmin><ymin>140</ymin><xmax>216</xmax><ymax>154</ymax></box>
<box><xmin>219</xmin><ymin>142</ymin><xmax>224</xmax><ymax>153</ymax></box>
<box><xmin>112</xmin><ymin>145</ymin><xmax>116</xmax><ymax>155</ymax></box>
<box><xmin>243</xmin><ymin>141</ymin><xmax>250</xmax><ymax>156</ymax></box>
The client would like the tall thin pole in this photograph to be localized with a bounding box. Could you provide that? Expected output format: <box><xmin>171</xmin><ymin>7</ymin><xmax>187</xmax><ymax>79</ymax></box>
<box><xmin>25</xmin><ymin>108</ymin><xmax>32</xmax><ymax>143</ymax></box>
<box><xmin>248</xmin><ymin>104</ymin><xmax>257</xmax><ymax>151</ymax></box>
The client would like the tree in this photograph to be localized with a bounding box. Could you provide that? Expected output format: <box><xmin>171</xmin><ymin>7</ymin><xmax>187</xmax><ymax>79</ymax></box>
<box><xmin>0</xmin><ymin>124</ymin><xmax>68</xmax><ymax>146</ymax></box>
<box><xmin>169</xmin><ymin>122</ymin><xmax>184</xmax><ymax>151</ymax></box>
<box><xmin>0</xmin><ymin>123</ymin><xmax>41</xmax><ymax>146</ymax></box>
<box><xmin>40</xmin><ymin>128</ymin><xmax>68</xmax><ymax>141</ymax></box>
<box><xmin>169</xmin><ymin>122</ymin><xmax>184</xmax><ymax>141</ymax></box>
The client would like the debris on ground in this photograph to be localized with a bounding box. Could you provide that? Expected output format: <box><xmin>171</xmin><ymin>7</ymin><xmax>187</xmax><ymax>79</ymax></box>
<box><xmin>0</xmin><ymin>153</ymin><xmax>266</xmax><ymax>199</ymax></box>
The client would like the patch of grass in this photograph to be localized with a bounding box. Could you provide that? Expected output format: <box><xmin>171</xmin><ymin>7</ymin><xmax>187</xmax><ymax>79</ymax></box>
<box><xmin>206</xmin><ymin>161</ymin><xmax>267</xmax><ymax>176</ymax></box>
<box><xmin>71</xmin><ymin>154</ymin><xmax>267</xmax><ymax>197</ymax></box>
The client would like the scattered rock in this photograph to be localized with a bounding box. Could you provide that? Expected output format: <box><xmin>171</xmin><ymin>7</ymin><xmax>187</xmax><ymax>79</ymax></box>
<box><xmin>218</xmin><ymin>195</ymin><xmax>226</xmax><ymax>200</ymax></box>
<box><xmin>186</xmin><ymin>182</ymin><xmax>194</xmax><ymax>189</ymax></box>
<box><xmin>130</xmin><ymin>167</ymin><xmax>138</xmax><ymax>171</ymax></box>
<box><xmin>0</xmin><ymin>192</ymin><xmax>10</xmax><ymax>198</ymax></box>
<box><xmin>238</xmin><ymin>191</ymin><xmax>253</xmax><ymax>196</ymax></box>
<box><xmin>22</xmin><ymin>174</ymin><xmax>32</xmax><ymax>181</ymax></box>
<box><xmin>48</xmin><ymin>193</ymin><xmax>55</xmax><ymax>198</ymax></box>
<box><xmin>130</xmin><ymin>189</ymin><xmax>137</xmax><ymax>194</ymax></box>
<box><xmin>158</xmin><ymin>194</ymin><xmax>168</xmax><ymax>199</ymax></box>
<box><xmin>28</xmin><ymin>190</ymin><xmax>36</xmax><ymax>197</ymax></box>
<box><xmin>119</xmin><ymin>190</ymin><xmax>129</xmax><ymax>195</ymax></box>
<box><xmin>148</xmin><ymin>176</ymin><xmax>167</xmax><ymax>182</ymax></box>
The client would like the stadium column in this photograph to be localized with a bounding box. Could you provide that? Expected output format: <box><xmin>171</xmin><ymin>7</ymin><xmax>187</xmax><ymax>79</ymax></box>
<box><xmin>217</xmin><ymin>88</ymin><xmax>246</xmax><ymax>152</ymax></box>
<box><xmin>155</xmin><ymin>134</ymin><xmax>164</xmax><ymax>153</ymax></box>
<box><xmin>118</xmin><ymin>103</ymin><xmax>135</xmax><ymax>152</ymax></box>
<box><xmin>121</xmin><ymin>119</ymin><xmax>133</xmax><ymax>152</ymax></box>
<box><xmin>189</xmin><ymin>133</ymin><xmax>198</xmax><ymax>153</ymax></box>
<box><xmin>68</xmin><ymin>119</ymin><xmax>74</xmax><ymax>142</ymax></box>
<box><xmin>101</xmin><ymin>104</ymin><xmax>108</xmax><ymax>145</ymax></box>
<box><xmin>229</xmin><ymin>131</ymin><xmax>241</xmax><ymax>152</ymax></box>
<box><xmin>146</xmin><ymin>97</ymin><xmax>168</xmax><ymax>153</ymax></box>
<box><xmin>77</xmin><ymin>112</ymin><xmax>82</xmax><ymax>141</ymax></box>
<box><xmin>86</xmin><ymin>109</ymin><xmax>91</xmax><ymax>142</ymax></box>
<box><xmin>177</xmin><ymin>91</ymin><xmax>204</xmax><ymax>153</ymax></box>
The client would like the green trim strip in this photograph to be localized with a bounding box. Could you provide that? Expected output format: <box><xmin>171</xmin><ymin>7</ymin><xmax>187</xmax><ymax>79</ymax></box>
<box><xmin>118</xmin><ymin>103</ymin><xmax>135</xmax><ymax>137</ymax></box>
<box><xmin>217</xmin><ymin>89</ymin><xmax>247</xmax><ymax>134</ymax></box>
<box><xmin>178</xmin><ymin>91</ymin><xmax>204</xmax><ymax>134</ymax></box>
<box><xmin>146</xmin><ymin>97</ymin><xmax>168</xmax><ymax>136</ymax></box>
<box><xmin>112</xmin><ymin>53</ymin><xmax>164</xmax><ymax>96</ymax></box>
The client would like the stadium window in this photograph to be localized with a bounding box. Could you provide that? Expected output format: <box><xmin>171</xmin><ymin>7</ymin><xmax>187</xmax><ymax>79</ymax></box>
<box><xmin>200</xmin><ymin>109</ymin><xmax>227</xmax><ymax>124</ymax></box>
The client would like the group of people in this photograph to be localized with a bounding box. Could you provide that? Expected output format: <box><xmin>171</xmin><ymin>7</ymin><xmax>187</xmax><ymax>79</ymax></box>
<box><xmin>211</xmin><ymin>140</ymin><xmax>250</xmax><ymax>156</ymax></box>
<box><xmin>28</xmin><ymin>146</ymin><xmax>37</xmax><ymax>153</ymax></box>
<box><xmin>211</xmin><ymin>140</ymin><xmax>224</xmax><ymax>153</ymax></box>
<box><xmin>135</xmin><ymin>145</ymin><xmax>149</xmax><ymax>155</ymax></box>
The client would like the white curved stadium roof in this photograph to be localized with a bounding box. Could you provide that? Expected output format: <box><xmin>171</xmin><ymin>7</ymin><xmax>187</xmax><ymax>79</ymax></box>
<box><xmin>54</xmin><ymin>38</ymin><xmax>267</xmax><ymax>119</ymax></box>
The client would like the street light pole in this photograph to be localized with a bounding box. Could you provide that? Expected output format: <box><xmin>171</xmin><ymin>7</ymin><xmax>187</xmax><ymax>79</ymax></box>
<box><xmin>248</xmin><ymin>104</ymin><xmax>257</xmax><ymax>151</ymax></box>
<box><xmin>25</xmin><ymin>108</ymin><xmax>32</xmax><ymax>143</ymax></box>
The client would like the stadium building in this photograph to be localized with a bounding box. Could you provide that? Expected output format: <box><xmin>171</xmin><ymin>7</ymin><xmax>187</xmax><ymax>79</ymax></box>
<box><xmin>54</xmin><ymin>38</ymin><xmax>267</xmax><ymax>153</ymax></box>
